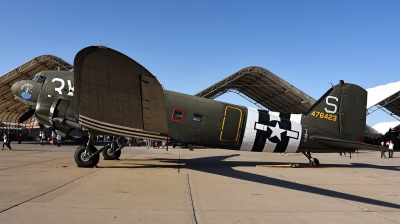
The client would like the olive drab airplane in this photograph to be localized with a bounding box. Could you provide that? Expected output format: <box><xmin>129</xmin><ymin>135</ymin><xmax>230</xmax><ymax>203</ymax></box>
<box><xmin>11</xmin><ymin>46</ymin><xmax>387</xmax><ymax>168</ymax></box>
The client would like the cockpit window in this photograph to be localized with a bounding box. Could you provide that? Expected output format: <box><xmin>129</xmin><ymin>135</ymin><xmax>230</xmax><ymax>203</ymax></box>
<box><xmin>32</xmin><ymin>75</ymin><xmax>39</xmax><ymax>81</ymax></box>
<box><xmin>36</xmin><ymin>76</ymin><xmax>46</xmax><ymax>83</ymax></box>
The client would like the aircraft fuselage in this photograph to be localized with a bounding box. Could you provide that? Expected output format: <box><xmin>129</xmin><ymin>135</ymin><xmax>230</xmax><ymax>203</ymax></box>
<box><xmin>12</xmin><ymin>68</ymin><xmax>368</xmax><ymax>157</ymax></box>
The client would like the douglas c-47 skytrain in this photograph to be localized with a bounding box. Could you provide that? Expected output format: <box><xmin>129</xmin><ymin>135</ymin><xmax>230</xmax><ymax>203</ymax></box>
<box><xmin>11</xmin><ymin>46</ymin><xmax>387</xmax><ymax>167</ymax></box>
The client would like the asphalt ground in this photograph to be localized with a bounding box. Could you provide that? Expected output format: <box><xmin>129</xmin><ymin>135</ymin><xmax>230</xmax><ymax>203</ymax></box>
<box><xmin>0</xmin><ymin>141</ymin><xmax>399</xmax><ymax>224</ymax></box>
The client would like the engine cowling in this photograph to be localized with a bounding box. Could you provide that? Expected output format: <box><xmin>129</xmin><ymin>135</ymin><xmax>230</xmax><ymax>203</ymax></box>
<box><xmin>35</xmin><ymin>97</ymin><xmax>78</xmax><ymax>135</ymax></box>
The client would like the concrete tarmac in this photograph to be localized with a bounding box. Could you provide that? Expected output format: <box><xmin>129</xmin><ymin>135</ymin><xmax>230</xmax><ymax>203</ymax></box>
<box><xmin>0</xmin><ymin>142</ymin><xmax>399</xmax><ymax>224</ymax></box>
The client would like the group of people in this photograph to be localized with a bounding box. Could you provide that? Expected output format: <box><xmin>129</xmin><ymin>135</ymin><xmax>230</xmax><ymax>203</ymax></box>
<box><xmin>38</xmin><ymin>131</ymin><xmax>62</xmax><ymax>147</ymax></box>
<box><xmin>379</xmin><ymin>127</ymin><xmax>399</xmax><ymax>159</ymax></box>
<box><xmin>380</xmin><ymin>139</ymin><xmax>395</xmax><ymax>159</ymax></box>
<box><xmin>1</xmin><ymin>131</ymin><xmax>25</xmax><ymax>150</ymax></box>
<box><xmin>117</xmin><ymin>136</ymin><xmax>166</xmax><ymax>149</ymax></box>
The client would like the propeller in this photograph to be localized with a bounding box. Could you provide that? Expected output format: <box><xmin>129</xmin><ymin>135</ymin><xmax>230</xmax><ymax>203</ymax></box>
<box><xmin>39</xmin><ymin>123</ymin><xmax>45</xmax><ymax>132</ymax></box>
<box><xmin>18</xmin><ymin>109</ymin><xmax>35</xmax><ymax>124</ymax></box>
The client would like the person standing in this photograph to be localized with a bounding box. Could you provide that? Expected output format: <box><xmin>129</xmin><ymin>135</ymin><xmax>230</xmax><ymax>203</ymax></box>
<box><xmin>138</xmin><ymin>139</ymin><xmax>142</xmax><ymax>147</ymax></box>
<box><xmin>56</xmin><ymin>134</ymin><xmax>61</xmax><ymax>147</ymax></box>
<box><xmin>380</xmin><ymin>141</ymin><xmax>387</xmax><ymax>158</ymax></box>
<box><xmin>17</xmin><ymin>132</ymin><xmax>22</xmax><ymax>144</ymax></box>
<box><xmin>41</xmin><ymin>132</ymin><xmax>46</xmax><ymax>145</ymax></box>
<box><xmin>38</xmin><ymin>132</ymin><xmax>42</xmax><ymax>145</ymax></box>
<box><xmin>51</xmin><ymin>131</ymin><xmax>56</xmax><ymax>145</ymax></box>
<box><xmin>5</xmin><ymin>132</ymin><xmax>12</xmax><ymax>150</ymax></box>
<box><xmin>146</xmin><ymin>139</ymin><xmax>151</xmax><ymax>148</ymax></box>
<box><xmin>127</xmin><ymin>137</ymin><xmax>132</xmax><ymax>147</ymax></box>
<box><xmin>2</xmin><ymin>133</ymin><xmax>11</xmax><ymax>150</ymax></box>
<box><xmin>388</xmin><ymin>140</ymin><xmax>394</xmax><ymax>158</ymax></box>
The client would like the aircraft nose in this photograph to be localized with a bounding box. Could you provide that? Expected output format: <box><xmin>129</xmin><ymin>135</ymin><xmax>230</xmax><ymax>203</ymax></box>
<box><xmin>11</xmin><ymin>81</ymin><xmax>22</xmax><ymax>96</ymax></box>
<box><xmin>11</xmin><ymin>80</ymin><xmax>34</xmax><ymax>100</ymax></box>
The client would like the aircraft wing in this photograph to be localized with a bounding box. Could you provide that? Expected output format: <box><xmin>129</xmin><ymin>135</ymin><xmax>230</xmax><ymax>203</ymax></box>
<box><xmin>73</xmin><ymin>46</ymin><xmax>168</xmax><ymax>139</ymax></box>
<box><xmin>311</xmin><ymin>136</ymin><xmax>390</xmax><ymax>151</ymax></box>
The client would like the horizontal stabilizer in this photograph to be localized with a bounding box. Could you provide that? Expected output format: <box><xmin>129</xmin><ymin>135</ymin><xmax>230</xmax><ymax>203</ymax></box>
<box><xmin>311</xmin><ymin>136</ymin><xmax>390</xmax><ymax>152</ymax></box>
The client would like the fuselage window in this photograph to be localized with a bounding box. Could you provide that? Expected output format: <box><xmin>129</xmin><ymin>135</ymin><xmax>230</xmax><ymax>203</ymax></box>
<box><xmin>193</xmin><ymin>114</ymin><xmax>202</xmax><ymax>122</ymax></box>
<box><xmin>36</xmin><ymin>76</ymin><xmax>46</xmax><ymax>83</ymax></box>
<box><xmin>171</xmin><ymin>109</ymin><xmax>185</xmax><ymax>123</ymax></box>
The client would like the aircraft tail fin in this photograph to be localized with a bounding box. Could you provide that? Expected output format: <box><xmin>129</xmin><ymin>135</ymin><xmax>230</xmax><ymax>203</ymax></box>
<box><xmin>303</xmin><ymin>80</ymin><xmax>367</xmax><ymax>142</ymax></box>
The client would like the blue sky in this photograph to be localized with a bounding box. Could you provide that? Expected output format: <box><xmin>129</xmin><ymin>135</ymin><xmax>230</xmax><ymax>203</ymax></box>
<box><xmin>1</xmin><ymin>0</ymin><xmax>399</xmax><ymax>126</ymax></box>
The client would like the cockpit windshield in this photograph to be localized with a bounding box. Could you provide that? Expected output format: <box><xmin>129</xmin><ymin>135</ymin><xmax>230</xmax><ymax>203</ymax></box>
<box><xmin>32</xmin><ymin>75</ymin><xmax>39</xmax><ymax>81</ymax></box>
<box><xmin>36</xmin><ymin>76</ymin><xmax>46</xmax><ymax>84</ymax></box>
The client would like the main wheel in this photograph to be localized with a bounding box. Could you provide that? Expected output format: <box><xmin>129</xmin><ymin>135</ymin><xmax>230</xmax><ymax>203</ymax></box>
<box><xmin>74</xmin><ymin>145</ymin><xmax>100</xmax><ymax>167</ymax></box>
<box><xmin>102</xmin><ymin>143</ymin><xmax>122</xmax><ymax>160</ymax></box>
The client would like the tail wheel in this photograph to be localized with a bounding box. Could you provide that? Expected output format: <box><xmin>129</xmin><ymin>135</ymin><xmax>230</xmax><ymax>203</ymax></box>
<box><xmin>309</xmin><ymin>158</ymin><xmax>320</xmax><ymax>167</ymax></box>
<box><xmin>74</xmin><ymin>145</ymin><xmax>100</xmax><ymax>167</ymax></box>
<box><xmin>102</xmin><ymin>143</ymin><xmax>122</xmax><ymax>160</ymax></box>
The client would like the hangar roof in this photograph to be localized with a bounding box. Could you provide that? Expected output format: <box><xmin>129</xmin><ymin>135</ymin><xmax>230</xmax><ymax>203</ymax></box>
<box><xmin>372</xmin><ymin>121</ymin><xmax>400</xmax><ymax>135</ymax></box>
<box><xmin>195</xmin><ymin>66</ymin><xmax>316</xmax><ymax>114</ymax></box>
<box><xmin>0</xmin><ymin>55</ymin><xmax>72</xmax><ymax>125</ymax></box>
<box><xmin>366</xmin><ymin>81</ymin><xmax>400</xmax><ymax>121</ymax></box>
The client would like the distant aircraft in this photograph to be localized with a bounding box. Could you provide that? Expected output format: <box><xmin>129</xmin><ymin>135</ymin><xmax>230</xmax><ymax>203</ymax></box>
<box><xmin>11</xmin><ymin>46</ymin><xmax>387</xmax><ymax>167</ymax></box>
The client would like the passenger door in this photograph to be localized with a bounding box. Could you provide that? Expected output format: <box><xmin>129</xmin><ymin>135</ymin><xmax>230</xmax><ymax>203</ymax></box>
<box><xmin>219</xmin><ymin>106</ymin><xmax>243</xmax><ymax>142</ymax></box>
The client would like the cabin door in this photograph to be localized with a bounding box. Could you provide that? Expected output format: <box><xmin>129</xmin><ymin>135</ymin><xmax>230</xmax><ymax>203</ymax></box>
<box><xmin>219</xmin><ymin>106</ymin><xmax>243</xmax><ymax>142</ymax></box>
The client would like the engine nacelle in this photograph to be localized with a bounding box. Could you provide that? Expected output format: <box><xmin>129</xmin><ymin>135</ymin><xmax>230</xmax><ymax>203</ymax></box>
<box><xmin>35</xmin><ymin>97</ymin><xmax>78</xmax><ymax>134</ymax></box>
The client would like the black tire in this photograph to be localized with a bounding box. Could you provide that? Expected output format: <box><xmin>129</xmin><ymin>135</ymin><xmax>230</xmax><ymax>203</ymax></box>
<box><xmin>102</xmin><ymin>143</ymin><xmax>122</xmax><ymax>160</ymax></box>
<box><xmin>74</xmin><ymin>145</ymin><xmax>100</xmax><ymax>167</ymax></box>
<box><xmin>313</xmin><ymin>158</ymin><xmax>320</xmax><ymax>167</ymax></box>
<box><xmin>309</xmin><ymin>158</ymin><xmax>320</xmax><ymax>167</ymax></box>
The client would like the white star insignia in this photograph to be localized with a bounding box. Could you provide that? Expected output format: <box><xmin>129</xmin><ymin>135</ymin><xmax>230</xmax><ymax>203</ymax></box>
<box><xmin>268</xmin><ymin>122</ymin><xmax>286</xmax><ymax>141</ymax></box>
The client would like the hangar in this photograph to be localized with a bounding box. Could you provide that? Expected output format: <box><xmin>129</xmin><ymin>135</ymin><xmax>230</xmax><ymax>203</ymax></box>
<box><xmin>0</xmin><ymin>55</ymin><xmax>399</xmax><ymax>136</ymax></box>
<box><xmin>367</xmin><ymin>81</ymin><xmax>400</xmax><ymax>121</ymax></box>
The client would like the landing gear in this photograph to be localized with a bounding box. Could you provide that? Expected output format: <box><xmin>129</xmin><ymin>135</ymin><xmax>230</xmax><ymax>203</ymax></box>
<box><xmin>74</xmin><ymin>133</ymin><xmax>125</xmax><ymax>167</ymax></box>
<box><xmin>302</xmin><ymin>151</ymin><xmax>320</xmax><ymax>167</ymax></box>
<box><xmin>308</xmin><ymin>158</ymin><xmax>320</xmax><ymax>167</ymax></box>
<box><xmin>102</xmin><ymin>143</ymin><xmax>122</xmax><ymax>160</ymax></box>
<box><xmin>74</xmin><ymin>145</ymin><xmax>100</xmax><ymax>167</ymax></box>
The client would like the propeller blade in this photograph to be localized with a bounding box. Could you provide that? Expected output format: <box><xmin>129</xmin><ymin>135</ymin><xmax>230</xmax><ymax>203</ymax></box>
<box><xmin>39</xmin><ymin>123</ymin><xmax>45</xmax><ymax>132</ymax></box>
<box><xmin>18</xmin><ymin>109</ymin><xmax>35</xmax><ymax>124</ymax></box>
